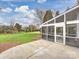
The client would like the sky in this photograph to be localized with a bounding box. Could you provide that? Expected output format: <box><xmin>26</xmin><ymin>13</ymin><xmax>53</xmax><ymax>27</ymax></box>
<box><xmin>0</xmin><ymin>0</ymin><xmax>77</xmax><ymax>27</ymax></box>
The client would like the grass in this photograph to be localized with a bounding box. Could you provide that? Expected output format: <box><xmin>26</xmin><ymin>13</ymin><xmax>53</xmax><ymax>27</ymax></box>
<box><xmin>0</xmin><ymin>32</ymin><xmax>41</xmax><ymax>43</ymax></box>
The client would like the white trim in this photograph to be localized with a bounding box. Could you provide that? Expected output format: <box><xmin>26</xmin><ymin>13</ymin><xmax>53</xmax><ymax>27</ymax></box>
<box><xmin>40</xmin><ymin>5</ymin><xmax>79</xmax><ymax>27</ymax></box>
<box><xmin>67</xmin><ymin>20</ymin><xmax>79</xmax><ymax>24</ymax></box>
<box><xmin>42</xmin><ymin>24</ymin><xmax>54</xmax><ymax>27</ymax></box>
<box><xmin>41</xmin><ymin>20</ymin><xmax>79</xmax><ymax>27</ymax></box>
<box><xmin>42</xmin><ymin>22</ymin><xmax>64</xmax><ymax>26</ymax></box>
<box><xmin>55</xmin><ymin>22</ymin><xmax>64</xmax><ymax>27</ymax></box>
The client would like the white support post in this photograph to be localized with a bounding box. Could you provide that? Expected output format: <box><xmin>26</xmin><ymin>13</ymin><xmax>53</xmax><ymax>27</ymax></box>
<box><xmin>41</xmin><ymin>27</ymin><xmax>43</xmax><ymax>39</ymax></box>
<box><xmin>54</xmin><ymin>19</ymin><xmax>56</xmax><ymax>43</ymax></box>
<box><xmin>77</xmin><ymin>11</ymin><xmax>79</xmax><ymax>37</ymax></box>
<box><xmin>46</xmin><ymin>26</ymin><xmax>48</xmax><ymax>40</ymax></box>
<box><xmin>63</xmin><ymin>14</ymin><xmax>66</xmax><ymax>45</ymax></box>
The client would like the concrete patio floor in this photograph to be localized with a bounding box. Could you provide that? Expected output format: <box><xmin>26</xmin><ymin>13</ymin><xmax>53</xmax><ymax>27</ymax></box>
<box><xmin>0</xmin><ymin>39</ymin><xmax>79</xmax><ymax>59</ymax></box>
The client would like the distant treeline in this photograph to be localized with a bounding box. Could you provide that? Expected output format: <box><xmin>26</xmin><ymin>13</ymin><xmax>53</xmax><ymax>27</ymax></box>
<box><xmin>0</xmin><ymin>23</ymin><xmax>39</xmax><ymax>34</ymax></box>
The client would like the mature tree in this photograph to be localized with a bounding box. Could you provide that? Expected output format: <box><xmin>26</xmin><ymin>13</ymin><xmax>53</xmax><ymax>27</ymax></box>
<box><xmin>28</xmin><ymin>25</ymin><xmax>37</xmax><ymax>32</ymax></box>
<box><xmin>66</xmin><ymin>7</ymin><xmax>70</xmax><ymax>11</ymax></box>
<box><xmin>0</xmin><ymin>26</ymin><xmax>12</xmax><ymax>33</ymax></box>
<box><xmin>36</xmin><ymin>9</ymin><xmax>46</xmax><ymax>23</ymax></box>
<box><xmin>43</xmin><ymin>10</ymin><xmax>53</xmax><ymax>22</ymax></box>
<box><xmin>26</xmin><ymin>27</ymin><xmax>30</xmax><ymax>32</ymax></box>
<box><xmin>15</xmin><ymin>23</ymin><xmax>22</xmax><ymax>32</ymax></box>
<box><xmin>0</xmin><ymin>26</ymin><xmax>3</xmax><ymax>33</ymax></box>
<box><xmin>77</xmin><ymin>0</ymin><xmax>79</xmax><ymax>5</ymax></box>
<box><xmin>55</xmin><ymin>10</ymin><xmax>60</xmax><ymax>16</ymax></box>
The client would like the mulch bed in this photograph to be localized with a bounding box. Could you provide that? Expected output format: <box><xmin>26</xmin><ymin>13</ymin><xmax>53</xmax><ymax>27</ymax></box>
<box><xmin>0</xmin><ymin>43</ymin><xmax>20</xmax><ymax>53</ymax></box>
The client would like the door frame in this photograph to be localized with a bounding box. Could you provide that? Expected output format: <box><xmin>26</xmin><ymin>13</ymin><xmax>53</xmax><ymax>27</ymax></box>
<box><xmin>55</xmin><ymin>23</ymin><xmax>65</xmax><ymax>44</ymax></box>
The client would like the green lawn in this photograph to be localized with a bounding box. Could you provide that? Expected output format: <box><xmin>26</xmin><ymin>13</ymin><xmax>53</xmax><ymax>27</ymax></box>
<box><xmin>0</xmin><ymin>32</ymin><xmax>40</xmax><ymax>43</ymax></box>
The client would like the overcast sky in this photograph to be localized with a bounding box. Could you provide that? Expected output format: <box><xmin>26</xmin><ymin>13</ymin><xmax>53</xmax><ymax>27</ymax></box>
<box><xmin>0</xmin><ymin>0</ymin><xmax>76</xmax><ymax>27</ymax></box>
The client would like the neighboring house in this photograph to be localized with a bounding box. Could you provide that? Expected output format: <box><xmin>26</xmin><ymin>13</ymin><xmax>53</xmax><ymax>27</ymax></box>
<box><xmin>40</xmin><ymin>4</ymin><xmax>79</xmax><ymax>47</ymax></box>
